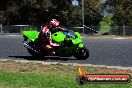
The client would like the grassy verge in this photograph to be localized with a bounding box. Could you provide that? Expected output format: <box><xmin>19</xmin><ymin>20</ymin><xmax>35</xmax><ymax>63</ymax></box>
<box><xmin>0</xmin><ymin>60</ymin><xmax>132</xmax><ymax>88</ymax></box>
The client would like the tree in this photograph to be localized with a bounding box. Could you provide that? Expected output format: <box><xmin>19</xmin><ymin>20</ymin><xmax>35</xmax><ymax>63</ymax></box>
<box><xmin>77</xmin><ymin>0</ymin><xmax>103</xmax><ymax>27</ymax></box>
<box><xmin>49</xmin><ymin>0</ymin><xmax>78</xmax><ymax>27</ymax></box>
<box><xmin>0</xmin><ymin>0</ymin><xmax>75</xmax><ymax>26</ymax></box>
<box><xmin>0</xmin><ymin>0</ymin><xmax>103</xmax><ymax>28</ymax></box>
<box><xmin>103</xmin><ymin>0</ymin><xmax>132</xmax><ymax>35</ymax></box>
<box><xmin>104</xmin><ymin>0</ymin><xmax>132</xmax><ymax>26</ymax></box>
<box><xmin>77</xmin><ymin>0</ymin><xmax>103</xmax><ymax>33</ymax></box>
<box><xmin>99</xmin><ymin>15</ymin><xmax>113</xmax><ymax>33</ymax></box>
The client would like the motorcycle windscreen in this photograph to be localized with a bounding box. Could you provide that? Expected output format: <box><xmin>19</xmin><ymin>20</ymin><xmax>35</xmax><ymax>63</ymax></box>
<box><xmin>23</xmin><ymin>31</ymin><xmax>39</xmax><ymax>42</ymax></box>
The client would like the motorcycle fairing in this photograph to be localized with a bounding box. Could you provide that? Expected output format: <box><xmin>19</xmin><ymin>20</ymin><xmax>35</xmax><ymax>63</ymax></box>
<box><xmin>23</xmin><ymin>31</ymin><xmax>39</xmax><ymax>42</ymax></box>
<box><xmin>51</xmin><ymin>31</ymin><xmax>83</xmax><ymax>48</ymax></box>
<box><xmin>51</xmin><ymin>32</ymin><xmax>66</xmax><ymax>43</ymax></box>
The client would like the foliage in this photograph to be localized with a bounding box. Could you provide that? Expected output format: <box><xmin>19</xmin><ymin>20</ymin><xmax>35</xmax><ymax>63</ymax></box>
<box><xmin>0</xmin><ymin>60</ymin><xmax>132</xmax><ymax>88</ymax></box>
<box><xmin>78</xmin><ymin>0</ymin><xmax>103</xmax><ymax>26</ymax></box>
<box><xmin>1</xmin><ymin>0</ymin><xmax>131</xmax><ymax>34</ymax></box>
<box><xmin>0</xmin><ymin>0</ymin><xmax>103</xmax><ymax>28</ymax></box>
<box><xmin>104</xmin><ymin>0</ymin><xmax>132</xmax><ymax>26</ymax></box>
<box><xmin>99</xmin><ymin>15</ymin><xmax>113</xmax><ymax>33</ymax></box>
<box><xmin>0</xmin><ymin>71</ymin><xmax>132</xmax><ymax>88</ymax></box>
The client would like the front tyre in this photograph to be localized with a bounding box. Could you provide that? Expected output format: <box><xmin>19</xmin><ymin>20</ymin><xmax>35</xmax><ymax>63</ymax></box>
<box><xmin>74</xmin><ymin>46</ymin><xmax>89</xmax><ymax>60</ymax></box>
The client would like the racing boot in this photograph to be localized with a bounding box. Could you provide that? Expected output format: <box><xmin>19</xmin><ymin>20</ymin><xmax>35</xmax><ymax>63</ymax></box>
<box><xmin>45</xmin><ymin>45</ymin><xmax>56</xmax><ymax>56</ymax></box>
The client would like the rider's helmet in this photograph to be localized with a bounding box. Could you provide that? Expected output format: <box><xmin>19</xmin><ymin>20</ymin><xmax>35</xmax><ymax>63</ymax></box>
<box><xmin>50</xmin><ymin>19</ymin><xmax>60</xmax><ymax>27</ymax></box>
<box><xmin>48</xmin><ymin>19</ymin><xmax>60</xmax><ymax>31</ymax></box>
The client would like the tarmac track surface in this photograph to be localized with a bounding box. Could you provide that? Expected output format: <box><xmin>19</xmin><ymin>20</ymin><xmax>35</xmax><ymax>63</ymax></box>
<box><xmin>0</xmin><ymin>35</ymin><xmax>132</xmax><ymax>67</ymax></box>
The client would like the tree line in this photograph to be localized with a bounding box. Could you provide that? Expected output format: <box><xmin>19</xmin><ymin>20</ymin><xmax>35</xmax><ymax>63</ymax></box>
<box><xmin>0</xmin><ymin>0</ymin><xmax>103</xmax><ymax>26</ymax></box>
<box><xmin>0</xmin><ymin>0</ymin><xmax>131</xmax><ymax>32</ymax></box>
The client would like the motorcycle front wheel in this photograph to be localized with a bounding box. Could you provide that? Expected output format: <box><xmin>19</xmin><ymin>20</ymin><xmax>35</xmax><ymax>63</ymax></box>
<box><xmin>73</xmin><ymin>46</ymin><xmax>89</xmax><ymax>60</ymax></box>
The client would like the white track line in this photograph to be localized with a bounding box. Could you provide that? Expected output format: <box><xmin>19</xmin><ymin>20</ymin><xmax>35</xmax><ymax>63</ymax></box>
<box><xmin>8</xmin><ymin>35</ymin><xmax>21</xmax><ymax>36</ymax></box>
<box><xmin>113</xmin><ymin>38</ymin><xmax>125</xmax><ymax>39</ymax></box>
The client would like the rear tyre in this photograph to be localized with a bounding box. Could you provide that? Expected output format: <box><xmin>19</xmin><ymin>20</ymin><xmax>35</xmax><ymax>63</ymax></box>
<box><xmin>27</xmin><ymin>49</ymin><xmax>41</xmax><ymax>57</ymax></box>
<box><xmin>74</xmin><ymin>46</ymin><xmax>89</xmax><ymax>60</ymax></box>
<box><xmin>27</xmin><ymin>42</ymin><xmax>43</xmax><ymax>59</ymax></box>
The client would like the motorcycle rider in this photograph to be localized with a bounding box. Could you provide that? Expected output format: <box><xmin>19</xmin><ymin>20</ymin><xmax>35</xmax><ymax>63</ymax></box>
<box><xmin>39</xmin><ymin>19</ymin><xmax>66</xmax><ymax>55</ymax></box>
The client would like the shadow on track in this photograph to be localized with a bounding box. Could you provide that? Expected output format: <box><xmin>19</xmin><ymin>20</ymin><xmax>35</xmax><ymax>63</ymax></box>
<box><xmin>8</xmin><ymin>56</ymin><xmax>77</xmax><ymax>61</ymax></box>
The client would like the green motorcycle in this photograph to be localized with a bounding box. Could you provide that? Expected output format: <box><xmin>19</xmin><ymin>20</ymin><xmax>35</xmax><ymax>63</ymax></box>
<box><xmin>22</xmin><ymin>30</ymin><xmax>89</xmax><ymax>60</ymax></box>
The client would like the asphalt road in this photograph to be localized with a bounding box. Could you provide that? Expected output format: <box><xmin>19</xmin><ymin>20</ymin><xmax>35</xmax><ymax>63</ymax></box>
<box><xmin>0</xmin><ymin>35</ymin><xmax>132</xmax><ymax>67</ymax></box>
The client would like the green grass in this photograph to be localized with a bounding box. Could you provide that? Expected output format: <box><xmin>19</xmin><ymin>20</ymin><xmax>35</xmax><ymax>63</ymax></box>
<box><xmin>0</xmin><ymin>61</ymin><xmax>132</xmax><ymax>88</ymax></box>
<box><xmin>0</xmin><ymin>71</ymin><xmax>132</xmax><ymax>88</ymax></box>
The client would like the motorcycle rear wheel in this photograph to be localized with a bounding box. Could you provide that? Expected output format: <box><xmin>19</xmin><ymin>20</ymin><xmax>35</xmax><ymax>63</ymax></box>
<box><xmin>27</xmin><ymin>49</ymin><xmax>45</xmax><ymax>60</ymax></box>
<box><xmin>27</xmin><ymin>42</ymin><xmax>43</xmax><ymax>59</ymax></box>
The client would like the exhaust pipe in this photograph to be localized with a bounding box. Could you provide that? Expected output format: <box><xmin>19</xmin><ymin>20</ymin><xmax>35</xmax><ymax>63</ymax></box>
<box><xmin>23</xmin><ymin>43</ymin><xmax>39</xmax><ymax>53</ymax></box>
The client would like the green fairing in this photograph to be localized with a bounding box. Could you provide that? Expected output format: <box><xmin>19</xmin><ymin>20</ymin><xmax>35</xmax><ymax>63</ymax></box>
<box><xmin>72</xmin><ymin>32</ymin><xmax>82</xmax><ymax>45</ymax></box>
<box><xmin>23</xmin><ymin>31</ymin><xmax>39</xmax><ymax>42</ymax></box>
<box><xmin>52</xmin><ymin>31</ymin><xmax>83</xmax><ymax>48</ymax></box>
<box><xmin>72</xmin><ymin>38</ymin><xmax>82</xmax><ymax>44</ymax></box>
<box><xmin>78</xmin><ymin>43</ymin><xmax>83</xmax><ymax>48</ymax></box>
<box><xmin>74</xmin><ymin>32</ymin><xmax>81</xmax><ymax>38</ymax></box>
<box><xmin>51</xmin><ymin>32</ymin><xmax>66</xmax><ymax>43</ymax></box>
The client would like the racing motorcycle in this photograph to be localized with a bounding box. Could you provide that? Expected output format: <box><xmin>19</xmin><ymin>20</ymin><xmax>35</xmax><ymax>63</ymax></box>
<box><xmin>22</xmin><ymin>29</ymin><xmax>89</xmax><ymax>60</ymax></box>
